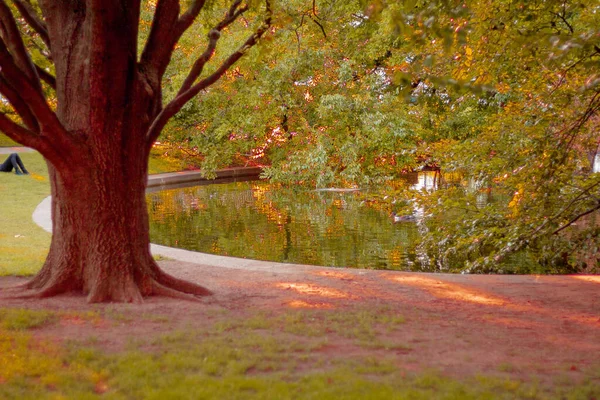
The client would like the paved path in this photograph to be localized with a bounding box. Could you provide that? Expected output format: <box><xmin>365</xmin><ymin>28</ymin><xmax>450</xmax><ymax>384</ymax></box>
<box><xmin>0</xmin><ymin>146</ymin><xmax>34</xmax><ymax>154</ymax></box>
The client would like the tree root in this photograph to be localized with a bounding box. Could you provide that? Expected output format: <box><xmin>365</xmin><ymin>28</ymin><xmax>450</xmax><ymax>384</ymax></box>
<box><xmin>1</xmin><ymin>286</ymin><xmax>70</xmax><ymax>300</ymax></box>
<box><xmin>3</xmin><ymin>259</ymin><xmax>212</xmax><ymax>303</ymax></box>
<box><xmin>3</xmin><ymin>278</ymin><xmax>209</xmax><ymax>303</ymax></box>
<box><xmin>156</xmin><ymin>271</ymin><xmax>213</xmax><ymax>297</ymax></box>
<box><xmin>150</xmin><ymin>280</ymin><xmax>204</xmax><ymax>302</ymax></box>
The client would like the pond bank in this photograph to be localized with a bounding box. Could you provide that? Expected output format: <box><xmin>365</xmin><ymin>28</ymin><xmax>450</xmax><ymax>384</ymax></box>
<box><xmin>147</xmin><ymin>166</ymin><xmax>263</xmax><ymax>190</ymax></box>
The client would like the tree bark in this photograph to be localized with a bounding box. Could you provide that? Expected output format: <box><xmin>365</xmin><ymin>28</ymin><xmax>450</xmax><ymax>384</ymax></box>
<box><xmin>17</xmin><ymin>1</ymin><xmax>213</xmax><ymax>302</ymax></box>
<box><xmin>23</xmin><ymin>131</ymin><xmax>212</xmax><ymax>302</ymax></box>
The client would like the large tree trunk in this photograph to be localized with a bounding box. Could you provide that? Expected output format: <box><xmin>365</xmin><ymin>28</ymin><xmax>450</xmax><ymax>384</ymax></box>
<box><xmin>25</xmin><ymin>134</ymin><xmax>211</xmax><ymax>302</ymax></box>
<box><xmin>18</xmin><ymin>0</ymin><xmax>212</xmax><ymax>302</ymax></box>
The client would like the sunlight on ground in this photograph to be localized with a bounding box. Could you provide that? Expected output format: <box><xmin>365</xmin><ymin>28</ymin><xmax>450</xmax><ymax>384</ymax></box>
<box><xmin>276</xmin><ymin>283</ymin><xmax>353</xmax><ymax>299</ymax></box>
<box><xmin>543</xmin><ymin>334</ymin><xmax>600</xmax><ymax>351</ymax></box>
<box><xmin>286</xmin><ymin>300</ymin><xmax>335</xmax><ymax>309</ymax></box>
<box><xmin>314</xmin><ymin>271</ymin><xmax>356</xmax><ymax>280</ymax></box>
<box><xmin>29</xmin><ymin>173</ymin><xmax>46</xmax><ymax>182</ymax></box>
<box><xmin>571</xmin><ymin>275</ymin><xmax>600</xmax><ymax>284</ymax></box>
<box><xmin>480</xmin><ymin>315</ymin><xmax>545</xmax><ymax>329</ymax></box>
<box><xmin>387</xmin><ymin>275</ymin><xmax>506</xmax><ymax>306</ymax></box>
<box><xmin>386</xmin><ymin>274</ymin><xmax>600</xmax><ymax>329</ymax></box>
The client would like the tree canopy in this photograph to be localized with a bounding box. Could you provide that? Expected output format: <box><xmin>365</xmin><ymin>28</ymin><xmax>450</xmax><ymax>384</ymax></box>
<box><xmin>163</xmin><ymin>0</ymin><xmax>600</xmax><ymax>273</ymax></box>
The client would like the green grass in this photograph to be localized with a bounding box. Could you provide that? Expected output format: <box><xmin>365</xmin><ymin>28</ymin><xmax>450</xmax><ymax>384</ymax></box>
<box><xmin>0</xmin><ymin>308</ymin><xmax>598</xmax><ymax>399</ymax></box>
<box><xmin>148</xmin><ymin>146</ymin><xmax>195</xmax><ymax>175</ymax></box>
<box><xmin>0</xmin><ymin>152</ymin><xmax>52</xmax><ymax>276</ymax></box>
<box><xmin>0</xmin><ymin>133</ymin><xmax>18</xmax><ymax>147</ymax></box>
<box><xmin>0</xmin><ymin>308</ymin><xmax>57</xmax><ymax>330</ymax></box>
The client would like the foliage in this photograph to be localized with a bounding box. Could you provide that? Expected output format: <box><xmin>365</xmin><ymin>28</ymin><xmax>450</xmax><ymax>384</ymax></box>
<box><xmin>397</xmin><ymin>0</ymin><xmax>600</xmax><ymax>272</ymax></box>
<box><xmin>162</xmin><ymin>0</ymin><xmax>600</xmax><ymax>272</ymax></box>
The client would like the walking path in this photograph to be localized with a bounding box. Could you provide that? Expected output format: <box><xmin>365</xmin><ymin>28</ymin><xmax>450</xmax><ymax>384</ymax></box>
<box><xmin>0</xmin><ymin>146</ymin><xmax>34</xmax><ymax>154</ymax></box>
<box><xmin>33</xmin><ymin>195</ymin><xmax>299</xmax><ymax>274</ymax></box>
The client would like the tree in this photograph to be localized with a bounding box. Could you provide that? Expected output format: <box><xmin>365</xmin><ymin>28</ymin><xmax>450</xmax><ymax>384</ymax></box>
<box><xmin>0</xmin><ymin>0</ymin><xmax>272</xmax><ymax>302</ymax></box>
<box><xmin>367</xmin><ymin>0</ymin><xmax>600</xmax><ymax>272</ymax></box>
<box><xmin>163</xmin><ymin>0</ymin><xmax>424</xmax><ymax>187</ymax></box>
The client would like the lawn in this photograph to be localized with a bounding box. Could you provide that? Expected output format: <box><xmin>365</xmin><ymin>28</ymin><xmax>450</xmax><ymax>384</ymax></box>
<box><xmin>0</xmin><ymin>153</ymin><xmax>52</xmax><ymax>276</ymax></box>
<box><xmin>1</xmin><ymin>304</ymin><xmax>598</xmax><ymax>400</ymax></box>
<box><xmin>0</xmin><ymin>133</ymin><xmax>18</xmax><ymax>147</ymax></box>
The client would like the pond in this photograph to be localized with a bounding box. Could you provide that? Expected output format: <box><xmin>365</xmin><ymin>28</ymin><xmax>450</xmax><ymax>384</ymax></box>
<box><xmin>146</xmin><ymin>174</ymin><xmax>439</xmax><ymax>271</ymax></box>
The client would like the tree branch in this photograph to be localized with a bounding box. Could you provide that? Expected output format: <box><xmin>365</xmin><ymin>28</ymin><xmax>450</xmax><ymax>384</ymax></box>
<box><xmin>140</xmin><ymin>0</ymin><xmax>182</xmax><ymax>80</ymax></box>
<box><xmin>177</xmin><ymin>0</ymin><xmax>248</xmax><ymax>96</ymax></box>
<box><xmin>0</xmin><ymin>111</ymin><xmax>39</xmax><ymax>148</ymax></box>
<box><xmin>35</xmin><ymin>63</ymin><xmax>55</xmax><ymax>89</ymax></box>
<box><xmin>0</xmin><ymin>38</ymin><xmax>67</xmax><ymax>138</ymax></box>
<box><xmin>177</xmin><ymin>0</ymin><xmax>207</xmax><ymax>32</ymax></box>
<box><xmin>0</xmin><ymin>0</ymin><xmax>41</xmax><ymax>86</ymax></box>
<box><xmin>553</xmin><ymin>202</ymin><xmax>600</xmax><ymax>235</ymax></box>
<box><xmin>146</xmin><ymin>0</ymin><xmax>273</xmax><ymax>147</ymax></box>
<box><xmin>140</xmin><ymin>0</ymin><xmax>207</xmax><ymax>85</ymax></box>
<box><xmin>11</xmin><ymin>0</ymin><xmax>51</xmax><ymax>50</ymax></box>
<box><xmin>0</xmin><ymin>75</ymin><xmax>39</xmax><ymax>131</ymax></box>
<box><xmin>0</xmin><ymin>110</ymin><xmax>73</xmax><ymax>170</ymax></box>
<box><xmin>309</xmin><ymin>15</ymin><xmax>327</xmax><ymax>38</ymax></box>
<box><xmin>550</xmin><ymin>9</ymin><xmax>574</xmax><ymax>35</ymax></box>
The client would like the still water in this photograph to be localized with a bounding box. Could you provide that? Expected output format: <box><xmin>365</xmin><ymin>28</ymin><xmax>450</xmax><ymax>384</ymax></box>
<box><xmin>147</xmin><ymin>178</ymin><xmax>431</xmax><ymax>271</ymax></box>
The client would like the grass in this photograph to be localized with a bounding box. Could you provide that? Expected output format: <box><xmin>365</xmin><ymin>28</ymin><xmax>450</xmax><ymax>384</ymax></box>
<box><xmin>0</xmin><ymin>308</ymin><xmax>58</xmax><ymax>330</ymax></box>
<box><xmin>0</xmin><ymin>151</ymin><xmax>185</xmax><ymax>276</ymax></box>
<box><xmin>0</xmin><ymin>152</ymin><xmax>52</xmax><ymax>276</ymax></box>
<box><xmin>148</xmin><ymin>145</ymin><xmax>199</xmax><ymax>175</ymax></box>
<box><xmin>0</xmin><ymin>133</ymin><xmax>18</xmax><ymax>147</ymax></box>
<box><xmin>0</xmin><ymin>307</ymin><xmax>598</xmax><ymax>399</ymax></box>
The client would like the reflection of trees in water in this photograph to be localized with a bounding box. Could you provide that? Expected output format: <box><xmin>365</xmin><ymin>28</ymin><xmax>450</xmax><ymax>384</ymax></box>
<box><xmin>147</xmin><ymin>182</ymin><xmax>423</xmax><ymax>270</ymax></box>
<box><xmin>147</xmin><ymin>171</ymin><xmax>519</xmax><ymax>271</ymax></box>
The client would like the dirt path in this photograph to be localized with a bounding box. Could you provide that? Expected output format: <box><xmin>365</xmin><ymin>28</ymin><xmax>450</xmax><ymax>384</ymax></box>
<box><xmin>1</xmin><ymin>261</ymin><xmax>599</xmax><ymax>387</ymax></box>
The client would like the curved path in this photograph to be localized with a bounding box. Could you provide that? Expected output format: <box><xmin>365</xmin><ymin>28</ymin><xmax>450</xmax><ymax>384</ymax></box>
<box><xmin>0</xmin><ymin>146</ymin><xmax>35</xmax><ymax>154</ymax></box>
<box><xmin>6</xmin><ymin>140</ymin><xmax>298</xmax><ymax>274</ymax></box>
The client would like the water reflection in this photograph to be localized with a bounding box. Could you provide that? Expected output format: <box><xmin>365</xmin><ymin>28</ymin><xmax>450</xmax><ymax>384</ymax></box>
<box><xmin>147</xmin><ymin>180</ymin><xmax>424</xmax><ymax>270</ymax></box>
<box><xmin>399</xmin><ymin>170</ymin><xmax>441</xmax><ymax>191</ymax></box>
